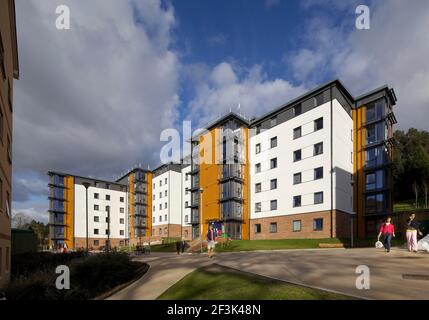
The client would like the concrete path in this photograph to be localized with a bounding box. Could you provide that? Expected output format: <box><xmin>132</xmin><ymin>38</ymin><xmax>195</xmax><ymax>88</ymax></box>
<box><xmin>107</xmin><ymin>248</ymin><xmax>429</xmax><ymax>300</ymax></box>
<box><xmin>215</xmin><ymin>248</ymin><xmax>429</xmax><ymax>300</ymax></box>
<box><xmin>107</xmin><ymin>253</ymin><xmax>211</xmax><ymax>300</ymax></box>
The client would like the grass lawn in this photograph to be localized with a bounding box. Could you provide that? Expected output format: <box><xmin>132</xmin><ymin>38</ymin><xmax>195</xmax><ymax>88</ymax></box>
<box><xmin>150</xmin><ymin>243</ymin><xmax>177</xmax><ymax>252</ymax></box>
<box><xmin>394</xmin><ymin>199</ymin><xmax>428</xmax><ymax>213</ymax></box>
<box><xmin>214</xmin><ymin>238</ymin><xmax>344</xmax><ymax>252</ymax></box>
<box><xmin>158</xmin><ymin>265</ymin><xmax>355</xmax><ymax>300</ymax></box>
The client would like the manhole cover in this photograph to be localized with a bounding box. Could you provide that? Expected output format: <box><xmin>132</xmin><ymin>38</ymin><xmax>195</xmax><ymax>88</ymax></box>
<box><xmin>402</xmin><ymin>274</ymin><xmax>429</xmax><ymax>281</ymax></box>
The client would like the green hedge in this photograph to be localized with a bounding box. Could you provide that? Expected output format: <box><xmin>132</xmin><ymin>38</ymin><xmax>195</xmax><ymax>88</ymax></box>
<box><xmin>6</xmin><ymin>252</ymin><xmax>144</xmax><ymax>300</ymax></box>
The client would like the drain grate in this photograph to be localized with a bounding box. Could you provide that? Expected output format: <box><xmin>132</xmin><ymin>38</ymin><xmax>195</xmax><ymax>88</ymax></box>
<box><xmin>402</xmin><ymin>274</ymin><xmax>429</xmax><ymax>281</ymax></box>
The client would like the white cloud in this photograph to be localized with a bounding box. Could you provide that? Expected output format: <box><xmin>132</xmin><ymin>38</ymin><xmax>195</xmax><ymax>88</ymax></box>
<box><xmin>288</xmin><ymin>0</ymin><xmax>429</xmax><ymax>130</ymax></box>
<box><xmin>188</xmin><ymin>62</ymin><xmax>306</xmax><ymax>126</ymax></box>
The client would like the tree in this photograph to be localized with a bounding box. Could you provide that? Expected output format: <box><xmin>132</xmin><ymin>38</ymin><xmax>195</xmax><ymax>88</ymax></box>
<box><xmin>12</xmin><ymin>212</ymin><xmax>33</xmax><ymax>229</ymax></box>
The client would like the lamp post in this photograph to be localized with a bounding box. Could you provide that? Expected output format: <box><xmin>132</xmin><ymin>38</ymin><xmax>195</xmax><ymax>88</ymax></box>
<box><xmin>82</xmin><ymin>182</ymin><xmax>91</xmax><ymax>254</ymax></box>
<box><xmin>199</xmin><ymin>187</ymin><xmax>204</xmax><ymax>254</ymax></box>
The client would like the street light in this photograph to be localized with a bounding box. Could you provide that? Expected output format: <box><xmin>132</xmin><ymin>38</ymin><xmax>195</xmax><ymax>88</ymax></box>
<box><xmin>82</xmin><ymin>182</ymin><xmax>91</xmax><ymax>254</ymax></box>
<box><xmin>199</xmin><ymin>187</ymin><xmax>204</xmax><ymax>254</ymax></box>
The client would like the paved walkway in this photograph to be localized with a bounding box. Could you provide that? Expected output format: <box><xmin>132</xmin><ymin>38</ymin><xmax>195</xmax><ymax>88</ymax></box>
<box><xmin>108</xmin><ymin>248</ymin><xmax>429</xmax><ymax>300</ymax></box>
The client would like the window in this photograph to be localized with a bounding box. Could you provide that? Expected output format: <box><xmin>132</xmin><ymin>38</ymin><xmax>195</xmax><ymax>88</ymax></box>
<box><xmin>293</xmin><ymin>220</ymin><xmax>301</xmax><ymax>232</ymax></box>
<box><xmin>0</xmin><ymin>109</ymin><xmax>3</xmax><ymax>143</ymax></box>
<box><xmin>159</xmin><ymin>204</ymin><xmax>162</xmax><ymax>210</ymax></box>
<box><xmin>106</xmin><ymin>217</ymin><xmax>109</xmax><ymax>223</ymax></box>
<box><xmin>314</xmin><ymin>117</ymin><xmax>323</xmax><ymax>131</ymax></box>
<box><xmin>94</xmin><ymin>216</ymin><xmax>99</xmax><ymax>222</ymax></box>
<box><xmin>256</xmin><ymin>125</ymin><xmax>261</xmax><ymax>135</ymax></box>
<box><xmin>270</xmin><ymin>223</ymin><xmax>278</xmax><ymax>233</ymax></box>
<box><xmin>270</xmin><ymin>200</ymin><xmax>277</xmax><ymax>211</ymax></box>
<box><xmin>255</xmin><ymin>163</ymin><xmax>261</xmax><ymax>173</ymax></box>
<box><xmin>313</xmin><ymin>218</ymin><xmax>323</xmax><ymax>231</ymax></box>
<box><xmin>94</xmin><ymin>193</ymin><xmax>99</xmax><ymax>199</ymax></box>
<box><xmin>366</xmin><ymin>99</ymin><xmax>385</xmax><ymax>123</ymax></box>
<box><xmin>153</xmin><ymin>206</ymin><xmax>155</xmax><ymax>212</ymax></box>
<box><xmin>165</xmin><ymin>190</ymin><xmax>168</xmax><ymax>197</ymax></box>
<box><xmin>313</xmin><ymin>93</ymin><xmax>324</xmax><ymax>107</ymax></box>
<box><xmin>120</xmin><ymin>230</ymin><xmax>124</xmax><ymax>236</ymax></box>
<box><xmin>293</xmin><ymin>150</ymin><xmax>301</xmax><ymax>162</ymax></box>
<box><xmin>293</xmin><ymin>196</ymin><xmax>301</xmax><ymax>208</ymax></box>
<box><xmin>270</xmin><ymin>158</ymin><xmax>277</xmax><ymax>169</ymax></box>
<box><xmin>106</xmin><ymin>229</ymin><xmax>109</xmax><ymax>235</ymax></box>
<box><xmin>255</xmin><ymin>143</ymin><xmax>261</xmax><ymax>154</ymax></box>
<box><xmin>314</xmin><ymin>142</ymin><xmax>323</xmax><ymax>156</ymax></box>
<box><xmin>185</xmin><ymin>215</ymin><xmax>189</xmax><ymax>223</ymax></box>
<box><xmin>106</xmin><ymin>195</ymin><xmax>110</xmax><ymax>201</ymax></box>
<box><xmin>185</xmin><ymin>201</ymin><xmax>189</xmax><ymax>207</ymax></box>
<box><xmin>365</xmin><ymin>146</ymin><xmax>387</xmax><ymax>168</ymax></box>
<box><xmin>366</xmin><ymin>122</ymin><xmax>385</xmax><ymax>145</ymax></box>
<box><xmin>314</xmin><ymin>192</ymin><xmax>324</xmax><ymax>204</ymax></box>
<box><xmin>271</xmin><ymin>137</ymin><xmax>277</xmax><ymax>148</ymax></box>
<box><xmin>94</xmin><ymin>240</ymin><xmax>99</xmax><ymax>246</ymax></box>
<box><xmin>165</xmin><ymin>178</ymin><xmax>168</xmax><ymax>184</ymax></box>
<box><xmin>164</xmin><ymin>202</ymin><xmax>167</xmax><ymax>209</ymax></box>
<box><xmin>314</xmin><ymin>167</ymin><xmax>324</xmax><ymax>180</ymax></box>
<box><xmin>159</xmin><ymin>216</ymin><xmax>162</xmax><ymax>222</ymax></box>
<box><xmin>153</xmin><ymin>194</ymin><xmax>156</xmax><ymax>200</ymax></box>
<box><xmin>159</xmin><ymin>192</ymin><xmax>162</xmax><ymax>199</ymax></box>
<box><xmin>270</xmin><ymin>116</ymin><xmax>277</xmax><ymax>127</ymax></box>
<box><xmin>270</xmin><ymin>179</ymin><xmax>277</xmax><ymax>190</ymax></box>
<box><xmin>94</xmin><ymin>205</ymin><xmax>99</xmax><ymax>211</ymax></box>
<box><xmin>120</xmin><ymin>196</ymin><xmax>124</xmax><ymax>203</ymax></box>
<box><xmin>366</xmin><ymin>193</ymin><xmax>385</xmax><ymax>214</ymax></box>
<box><xmin>255</xmin><ymin>183</ymin><xmax>262</xmax><ymax>193</ymax></box>
<box><xmin>153</xmin><ymin>217</ymin><xmax>155</xmax><ymax>223</ymax></box>
<box><xmin>159</xmin><ymin>181</ymin><xmax>162</xmax><ymax>187</ymax></box>
<box><xmin>94</xmin><ymin>229</ymin><xmax>99</xmax><ymax>235</ymax></box>
<box><xmin>0</xmin><ymin>32</ymin><xmax>5</xmax><ymax>80</ymax></box>
<box><xmin>255</xmin><ymin>202</ymin><xmax>262</xmax><ymax>213</ymax></box>
<box><xmin>293</xmin><ymin>173</ymin><xmax>302</xmax><ymax>185</ymax></box>
<box><xmin>120</xmin><ymin>218</ymin><xmax>124</xmax><ymax>224</ymax></box>
<box><xmin>165</xmin><ymin>214</ymin><xmax>167</xmax><ymax>221</ymax></box>
<box><xmin>254</xmin><ymin>224</ymin><xmax>261</xmax><ymax>233</ymax></box>
<box><xmin>366</xmin><ymin>170</ymin><xmax>385</xmax><ymax>191</ymax></box>
<box><xmin>294</xmin><ymin>104</ymin><xmax>302</xmax><ymax>116</ymax></box>
<box><xmin>153</xmin><ymin>183</ymin><xmax>155</xmax><ymax>189</ymax></box>
<box><xmin>105</xmin><ymin>205</ymin><xmax>110</xmax><ymax>212</ymax></box>
<box><xmin>293</xmin><ymin>127</ymin><xmax>302</xmax><ymax>139</ymax></box>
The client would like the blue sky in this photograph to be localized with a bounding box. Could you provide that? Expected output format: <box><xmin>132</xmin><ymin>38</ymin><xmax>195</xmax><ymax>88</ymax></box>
<box><xmin>12</xmin><ymin>0</ymin><xmax>429</xmax><ymax>222</ymax></box>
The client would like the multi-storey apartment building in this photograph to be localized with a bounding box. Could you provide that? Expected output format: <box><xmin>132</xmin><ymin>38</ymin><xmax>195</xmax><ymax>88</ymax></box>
<box><xmin>0</xmin><ymin>0</ymin><xmax>19</xmax><ymax>289</ymax></box>
<box><xmin>151</xmin><ymin>164</ymin><xmax>182</xmax><ymax>239</ymax></box>
<box><xmin>48</xmin><ymin>79</ymin><xmax>397</xmax><ymax>248</ymax></box>
<box><xmin>48</xmin><ymin>172</ymin><xmax>129</xmax><ymax>250</ymax></box>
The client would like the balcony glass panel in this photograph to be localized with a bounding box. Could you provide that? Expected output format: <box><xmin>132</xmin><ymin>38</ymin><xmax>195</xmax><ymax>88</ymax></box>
<box><xmin>366</xmin><ymin>146</ymin><xmax>388</xmax><ymax>168</ymax></box>
<box><xmin>366</xmin><ymin>122</ymin><xmax>386</xmax><ymax>145</ymax></box>
<box><xmin>366</xmin><ymin>99</ymin><xmax>386</xmax><ymax>123</ymax></box>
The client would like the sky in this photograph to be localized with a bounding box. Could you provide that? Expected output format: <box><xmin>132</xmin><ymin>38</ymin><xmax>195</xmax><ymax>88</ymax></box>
<box><xmin>11</xmin><ymin>0</ymin><xmax>429</xmax><ymax>222</ymax></box>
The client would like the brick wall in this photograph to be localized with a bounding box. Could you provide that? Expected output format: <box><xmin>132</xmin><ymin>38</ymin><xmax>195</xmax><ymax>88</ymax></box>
<box><xmin>250</xmin><ymin>210</ymin><xmax>353</xmax><ymax>240</ymax></box>
<box><xmin>74</xmin><ymin>237</ymin><xmax>125</xmax><ymax>251</ymax></box>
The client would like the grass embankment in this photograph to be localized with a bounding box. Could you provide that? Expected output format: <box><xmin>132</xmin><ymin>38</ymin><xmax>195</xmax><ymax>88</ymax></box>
<box><xmin>394</xmin><ymin>199</ymin><xmax>429</xmax><ymax>213</ymax></box>
<box><xmin>158</xmin><ymin>265</ymin><xmax>355</xmax><ymax>300</ymax></box>
<box><xmin>6</xmin><ymin>252</ymin><xmax>147</xmax><ymax>300</ymax></box>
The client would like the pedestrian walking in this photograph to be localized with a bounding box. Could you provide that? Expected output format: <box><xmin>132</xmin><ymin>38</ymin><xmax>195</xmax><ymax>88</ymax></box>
<box><xmin>176</xmin><ymin>240</ymin><xmax>182</xmax><ymax>255</ymax></box>
<box><xmin>207</xmin><ymin>225</ymin><xmax>216</xmax><ymax>258</ymax></box>
<box><xmin>406</xmin><ymin>213</ymin><xmax>423</xmax><ymax>252</ymax></box>
<box><xmin>377</xmin><ymin>217</ymin><xmax>395</xmax><ymax>252</ymax></box>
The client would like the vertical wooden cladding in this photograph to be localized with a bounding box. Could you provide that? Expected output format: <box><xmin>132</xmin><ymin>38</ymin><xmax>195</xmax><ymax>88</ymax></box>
<box><xmin>353</xmin><ymin>106</ymin><xmax>366</xmax><ymax>239</ymax></box>
<box><xmin>146</xmin><ymin>172</ymin><xmax>152</xmax><ymax>237</ymax></box>
<box><xmin>128</xmin><ymin>174</ymin><xmax>135</xmax><ymax>240</ymax></box>
<box><xmin>64</xmin><ymin>176</ymin><xmax>74</xmax><ymax>249</ymax></box>
<box><xmin>242</xmin><ymin>127</ymin><xmax>250</xmax><ymax>240</ymax></box>
<box><xmin>199</xmin><ymin>128</ymin><xmax>220</xmax><ymax>238</ymax></box>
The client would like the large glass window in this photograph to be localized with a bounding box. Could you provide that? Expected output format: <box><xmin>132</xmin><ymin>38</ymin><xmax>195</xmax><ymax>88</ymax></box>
<box><xmin>366</xmin><ymin>193</ymin><xmax>386</xmax><ymax>214</ymax></box>
<box><xmin>365</xmin><ymin>146</ymin><xmax>387</xmax><ymax>168</ymax></box>
<box><xmin>366</xmin><ymin>170</ymin><xmax>386</xmax><ymax>191</ymax></box>
<box><xmin>366</xmin><ymin>99</ymin><xmax>386</xmax><ymax>123</ymax></box>
<box><xmin>366</xmin><ymin>122</ymin><xmax>386</xmax><ymax>145</ymax></box>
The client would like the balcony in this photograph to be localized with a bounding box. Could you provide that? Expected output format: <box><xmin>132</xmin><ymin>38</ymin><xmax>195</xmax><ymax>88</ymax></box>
<box><xmin>220</xmin><ymin>164</ymin><xmax>243</xmax><ymax>182</ymax></box>
<box><xmin>49</xmin><ymin>215</ymin><xmax>66</xmax><ymax>226</ymax></box>
<box><xmin>190</xmin><ymin>213</ymin><xmax>200</xmax><ymax>224</ymax></box>
<box><xmin>48</xmin><ymin>189</ymin><xmax>66</xmax><ymax>201</ymax></box>
<box><xmin>48</xmin><ymin>175</ymin><xmax>66</xmax><ymax>188</ymax></box>
<box><xmin>134</xmin><ymin>173</ymin><xmax>147</xmax><ymax>183</ymax></box>
<box><xmin>134</xmin><ymin>185</ymin><xmax>147</xmax><ymax>194</ymax></box>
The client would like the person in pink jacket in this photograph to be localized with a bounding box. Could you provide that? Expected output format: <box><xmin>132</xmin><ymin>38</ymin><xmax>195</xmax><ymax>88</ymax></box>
<box><xmin>377</xmin><ymin>217</ymin><xmax>395</xmax><ymax>253</ymax></box>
